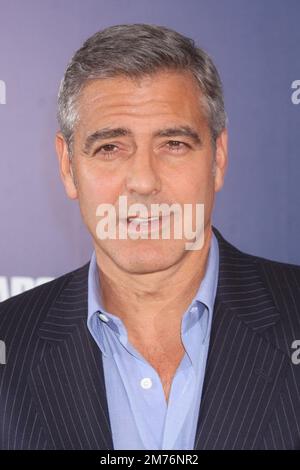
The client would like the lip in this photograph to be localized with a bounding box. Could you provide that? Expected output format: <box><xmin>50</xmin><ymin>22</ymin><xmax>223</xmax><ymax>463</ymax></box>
<box><xmin>120</xmin><ymin>215</ymin><xmax>169</xmax><ymax>234</ymax></box>
<box><xmin>127</xmin><ymin>216</ymin><xmax>160</xmax><ymax>223</ymax></box>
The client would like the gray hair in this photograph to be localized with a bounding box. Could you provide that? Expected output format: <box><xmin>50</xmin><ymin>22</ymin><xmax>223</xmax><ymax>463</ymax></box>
<box><xmin>57</xmin><ymin>23</ymin><xmax>227</xmax><ymax>156</ymax></box>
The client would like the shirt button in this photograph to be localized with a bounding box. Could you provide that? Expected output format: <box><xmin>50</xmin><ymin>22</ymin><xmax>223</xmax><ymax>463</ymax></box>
<box><xmin>140</xmin><ymin>377</ymin><xmax>153</xmax><ymax>389</ymax></box>
<box><xmin>98</xmin><ymin>312</ymin><xmax>109</xmax><ymax>323</ymax></box>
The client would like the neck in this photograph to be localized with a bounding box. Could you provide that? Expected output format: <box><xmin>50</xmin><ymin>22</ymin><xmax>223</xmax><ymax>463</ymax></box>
<box><xmin>94</xmin><ymin>224</ymin><xmax>213</xmax><ymax>336</ymax></box>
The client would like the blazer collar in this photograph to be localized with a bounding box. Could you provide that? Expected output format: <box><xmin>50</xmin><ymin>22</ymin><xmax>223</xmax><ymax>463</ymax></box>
<box><xmin>31</xmin><ymin>262</ymin><xmax>114</xmax><ymax>450</ymax></box>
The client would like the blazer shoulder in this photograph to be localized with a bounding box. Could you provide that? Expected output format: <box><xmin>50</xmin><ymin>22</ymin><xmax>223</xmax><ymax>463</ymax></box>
<box><xmin>213</xmin><ymin>226</ymin><xmax>300</xmax><ymax>302</ymax></box>
<box><xmin>226</xmin><ymin>237</ymin><xmax>300</xmax><ymax>320</ymax></box>
<box><xmin>214</xmin><ymin>225</ymin><xmax>300</xmax><ymax>276</ymax></box>
<box><xmin>0</xmin><ymin>262</ymin><xmax>90</xmax><ymax>333</ymax></box>
<box><xmin>215</xmin><ymin>227</ymin><xmax>300</xmax><ymax>341</ymax></box>
<box><xmin>237</xmin><ymin>240</ymin><xmax>300</xmax><ymax>290</ymax></box>
<box><xmin>250</xmin><ymin>251</ymin><xmax>300</xmax><ymax>283</ymax></box>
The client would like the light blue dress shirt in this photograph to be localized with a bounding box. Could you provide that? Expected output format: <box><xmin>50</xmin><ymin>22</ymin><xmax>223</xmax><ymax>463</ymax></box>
<box><xmin>87</xmin><ymin>232</ymin><xmax>219</xmax><ymax>450</ymax></box>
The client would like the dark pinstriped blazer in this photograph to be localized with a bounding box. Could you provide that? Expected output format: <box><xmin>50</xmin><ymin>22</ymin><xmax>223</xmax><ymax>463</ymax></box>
<box><xmin>0</xmin><ymin>226</ymin><xmax>300</xmax><ymax>450</ymax></box>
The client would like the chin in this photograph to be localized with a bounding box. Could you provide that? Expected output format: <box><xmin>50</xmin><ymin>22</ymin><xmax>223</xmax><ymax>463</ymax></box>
<box><xmin>106</xmin><ymin>239</ymin><xmax>186</xmax><ymax>274</ymax></box>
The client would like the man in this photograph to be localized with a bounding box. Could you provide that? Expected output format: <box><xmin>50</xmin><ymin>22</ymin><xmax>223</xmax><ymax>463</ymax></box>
<box><xmin>0</xmin><ymin>24</ymin><xmax>299</xmax><ymax>450</ymax></box>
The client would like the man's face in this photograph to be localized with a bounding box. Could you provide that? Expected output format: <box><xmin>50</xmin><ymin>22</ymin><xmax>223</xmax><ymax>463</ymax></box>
<box><xmin>56</xmin><ymin>70</ymin><xmax>227</xmax><ymax>274</ymax></box>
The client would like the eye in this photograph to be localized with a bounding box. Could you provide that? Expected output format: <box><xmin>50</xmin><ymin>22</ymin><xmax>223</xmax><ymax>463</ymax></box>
<box><xmin>95</xmin><ymin>143</ymin><xmax>118</xmax><ymax>159</ymax></box>
<box><xmin>165</xmin><ymin>140</ymin><xmax>190</xmax><ymax>153</ymax></box>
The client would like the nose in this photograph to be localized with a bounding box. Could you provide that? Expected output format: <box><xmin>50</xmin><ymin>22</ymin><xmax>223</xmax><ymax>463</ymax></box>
<box><xmin>125</xmin><ymin>148</ymin><xmax>161</xmax><ymax>196</ymax></box>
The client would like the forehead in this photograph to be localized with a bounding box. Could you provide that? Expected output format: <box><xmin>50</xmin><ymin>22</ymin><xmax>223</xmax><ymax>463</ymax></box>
<box><xmin>76</xmin><ymin>70</ymin><xmax>208</xmax><ymax>133</ymax></box>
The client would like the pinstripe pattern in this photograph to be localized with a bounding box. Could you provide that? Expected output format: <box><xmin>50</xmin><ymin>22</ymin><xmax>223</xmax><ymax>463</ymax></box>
<box><xmin>0</xmin><ymin>226</ymin><xmax>299</xmax><ymax>449</ymax></box>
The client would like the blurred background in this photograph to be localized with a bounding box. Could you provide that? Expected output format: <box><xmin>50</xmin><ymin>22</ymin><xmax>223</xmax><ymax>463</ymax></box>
<box><xmin>0</xmin><ymin>0</ymin><xmax>299</xmax><ymax>299</ymax></box>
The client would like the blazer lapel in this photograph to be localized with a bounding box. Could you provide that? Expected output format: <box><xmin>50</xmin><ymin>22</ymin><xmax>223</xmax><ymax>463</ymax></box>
<box><xmin>29</xmin><ymin>263</ymin><xmax>114</xmax><ymax>450</ymax></box>
<box><xmin>193</xmin><ymin>227</ymin><xmax>290</xmax><ymax>449</ymax></box>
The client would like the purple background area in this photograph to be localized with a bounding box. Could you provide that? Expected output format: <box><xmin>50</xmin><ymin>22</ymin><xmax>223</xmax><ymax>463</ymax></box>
<box><xmin>0</xmin><ymin>0</ymin><xmax>299</xmax><ymax>280</ymax></box>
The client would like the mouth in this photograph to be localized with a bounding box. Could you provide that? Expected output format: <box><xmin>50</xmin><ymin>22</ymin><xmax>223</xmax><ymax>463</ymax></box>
<box><xmin>120</xmin><ymin>214</ymin><xmax>169</xmax><ymax>234</ymax></box>
<box><xmin>127</xmin><ymin>215</ymin><xmax>161</xmax><ymax>223</ymax></box>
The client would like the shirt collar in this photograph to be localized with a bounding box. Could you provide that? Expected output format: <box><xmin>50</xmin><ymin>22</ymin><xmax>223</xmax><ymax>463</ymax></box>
<box><xmin>194</xmin><ymin>230</ymin><xmax>219</xmax><ymax>319</ymax></box>
<box><xmin>180</xmin><ymin>231</ymin><xmax>219</xmax><ymax>342</ymax></box>
<box><xmin>87</xmin><ymin>231</ymin><xmax>219</xmax><ymax>356</ymax></box>
<box><xmin>87</xmin><ymin>251</ymin><xmax>124</xmax><ymax>357</ymax></box>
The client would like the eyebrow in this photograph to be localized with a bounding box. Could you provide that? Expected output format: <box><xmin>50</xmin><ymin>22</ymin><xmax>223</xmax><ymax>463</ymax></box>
<box><xmin>83</xmin><ymin>125</ymin><xmax>202</xmax><ymax>154</ymax></box>
<box><xmin>153</xmin><ymin>126</ymin><xmax>202</xmax><ymax>146</ymax></box>
<box><xmin>83</xmin><ymin>127</ymin><xmax>132</xmax><ymax>154</ymax></box>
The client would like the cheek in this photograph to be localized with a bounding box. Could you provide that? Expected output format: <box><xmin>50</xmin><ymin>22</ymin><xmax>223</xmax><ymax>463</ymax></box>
<box><xmin>78</xmin><ymin>164</ymin><xmax>123</xmax><ymax>207</ymax></box>
<box><xmin>172</xmin><ymin>163</ymin><xmax>213</xmax><ymax>203</ymax></box>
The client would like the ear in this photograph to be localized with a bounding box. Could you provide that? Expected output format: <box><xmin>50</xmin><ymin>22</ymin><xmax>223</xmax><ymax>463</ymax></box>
<box><xmin>214</xmin><ymin>128</ymin><xmax>228</xmax><ymax>193</ymax></box>
<box><xmin>55</xmin><ymin>132</ymin><xmax>78</xmax><ymax>200</ymax></box>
